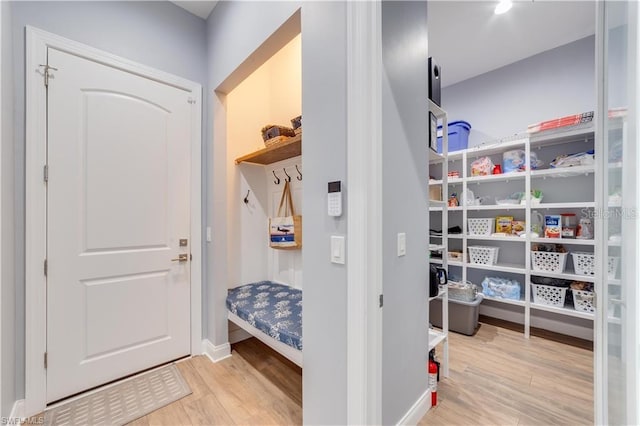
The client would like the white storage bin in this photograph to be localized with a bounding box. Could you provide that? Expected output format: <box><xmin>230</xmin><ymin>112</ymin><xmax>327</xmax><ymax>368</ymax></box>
<box><xmin>467</xmin><ymin>218</ymin><xmax>494</xmax><ymax>236</ymax></box>
<box><xmin>571</xmin><ymin>252</ymin><xmax>620</xmax><ymax>279</ymax></box>
<box><xmin>468</xmin><ymin>246</ymin><xmax>499</xmax><ymax>265</ymax></box>
<box><xmin>572</xmin><ymin>289</ymin><xmax>595</xmax><ymax>313</ymax></box>
<box><xmin>531</xmin><ymin>251</ymin><xmax>568</xmax><ymax>273</ymax></box>
<box><xmin>531</xmin><ymin>284</ymin><xmax>567</xmax><ymax>307</ymax></box>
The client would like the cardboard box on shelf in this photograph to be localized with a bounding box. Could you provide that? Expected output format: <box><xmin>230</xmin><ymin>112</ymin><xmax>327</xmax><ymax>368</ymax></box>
<box><xmin>429</xmin><ymin>185</ymin><xmax>443</xmax><ymax>201</ymax></box>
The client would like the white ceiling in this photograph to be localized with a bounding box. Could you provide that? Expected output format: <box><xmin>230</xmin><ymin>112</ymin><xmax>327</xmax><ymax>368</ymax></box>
<box><xmin>170</xmin><ymin>1</ymin><xmax>596</xmax><ymax>87</ymax></box>
<box><xmin>428</xmin><ymin>1</ymin><xmax>596</xmax><ymax>87</ymax></box>
<box><xmin>170</xmin><ymin>0</ymin><xmax>218</xmax><ymax>19</ymax></box>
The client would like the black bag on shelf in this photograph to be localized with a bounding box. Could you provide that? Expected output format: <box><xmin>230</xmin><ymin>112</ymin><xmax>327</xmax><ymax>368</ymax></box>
<box><xmin>430</xmin><ymin>265</ymin><xmax>448</xmax><ymax>297</ymax></box>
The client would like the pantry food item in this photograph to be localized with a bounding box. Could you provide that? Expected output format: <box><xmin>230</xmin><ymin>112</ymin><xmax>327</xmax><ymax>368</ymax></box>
<box><xmin>511</xmin><ymin>220</ymin><xmax>526</xmax><ymax>236</ymax></box>
<box><xmin>550</xmin><ymin>150</ymin><xmax>595</xmax><ymax>168</ymax></box>
<box><xmin>495</xmin><ymin>216</ymin><xmax>514</xmax><ymax>234</ymax></box>
<box><xmin>527</xmin><ymin>111</ymin><xmax>594</xmax><ymax>134</ymax></box>
<box><xmin>470</xmin><ymin>156</ymin><xmax>494</xmax><ymax>176</ymax></box>
<box><xmin>429</xmin><ymin>185</ymin><xmax>442</xmax><ymax>201</ymax></box>
<box><xmin>544</xmin><ymin>215</ymin><xmax>562</xmax><ymax>239</ymax></box>
<box><xmin>503</xmin><ymin>150</ymin><xmax>543</xmax><ymax>173</ymax></box>
<box><xmin>561</xmin><ymin>213</ymin><xmax>576</xmax><ymax>238</ymax></box>
<box><xmin>576</xmin><ymin>218</ymin><xmax>594</xmax><ymax>239</ymax></box>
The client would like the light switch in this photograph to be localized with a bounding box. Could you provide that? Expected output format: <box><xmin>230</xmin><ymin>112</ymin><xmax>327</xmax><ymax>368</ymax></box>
<box><xmin>331</xmin><ymin>235</ymin><xmax>345</xmax><ymax>264</ymax></box>
<box><xmin>397</xmin><ymin>233</ymin><xmax>406</xmax><ymax>257</ymax></box>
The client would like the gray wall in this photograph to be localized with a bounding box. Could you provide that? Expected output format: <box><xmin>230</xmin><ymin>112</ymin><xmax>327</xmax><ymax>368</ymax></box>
<box><xmin>442</xmin><ymin>35</ymin><xmax>595</xmax><ymax>146</ymax></box>
<box><xmin>1</xmin><ymin>0</ymin><xmax>16</xmax><ymax>418</ymax></box>
<box><xmin>381</xmin><ymin>2</ymin><xmax>430</xmax><ymax>424</ymax></box>
<box><xmin>206</xmin><ymin>2</ymin><xmax>350</xmax><ymax>423</ymax></box>
<box><xmin>9</xmin><ymin>0</ymin><xmax>207</xmax><ymax>403</ymax></box>
<box><xmin>299</xmin><ymin>3</ymin><xmax>348</xmax><ymax>423</ymax></box>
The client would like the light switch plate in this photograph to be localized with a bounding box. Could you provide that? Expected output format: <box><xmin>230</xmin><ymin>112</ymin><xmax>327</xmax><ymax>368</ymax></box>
<box><xmin>331</xmin><ymin>235</ymin><xmax>345</xmax><ymax>264</ymax></box>
<box><xmin>397</xmin><ymin>233</ymin><xmax>406</xmax><ymax>257</ymax></box>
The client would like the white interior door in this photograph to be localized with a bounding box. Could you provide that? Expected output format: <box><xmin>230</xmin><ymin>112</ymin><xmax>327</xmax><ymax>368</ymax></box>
<box><xmin>46</xmin><ymin>47</ymin><xmax>192</xmax><ymax>403</ymax></box>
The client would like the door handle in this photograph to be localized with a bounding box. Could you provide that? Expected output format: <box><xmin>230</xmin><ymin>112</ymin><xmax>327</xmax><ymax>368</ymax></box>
<box><xmin>171</xmin><ymin>253</ymin><xmax>188</xmax><ymax>262</ymax></box>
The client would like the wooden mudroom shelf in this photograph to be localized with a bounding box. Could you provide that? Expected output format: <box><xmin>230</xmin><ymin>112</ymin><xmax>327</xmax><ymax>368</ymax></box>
<box><xmin>235</xmin><ymin>134</ymin><xmax>301</xmax><ymax>165</ymax></box>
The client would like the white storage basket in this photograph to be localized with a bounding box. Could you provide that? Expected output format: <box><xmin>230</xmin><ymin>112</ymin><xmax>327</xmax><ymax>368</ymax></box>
<box><xmin>531</xmin><ymin>251</ymin><xmax>568</xmax><ymax>273</ymax></box>
<box><xmin>572</xmin><ymin>289</ymin><xmax>595</xmax><ymax>313</ymax></box>
<box><xmin>531</xmin><ymin>284</ymin><xmax>567</xmax><ymax>307</ymax></box>
<box><xmin>468</xmin><ymin>246</ymin><xmax>499</xmax><ymax>265</ymax></box>
<box><xmin>467</xmin><ymin>218</ymin><xmax>494</xmax><ymax>236</ymax></box>
<box><xmin>571</xmin><ymin>252</ymin><xmax>620</xmax><ymax>279</ymax></box>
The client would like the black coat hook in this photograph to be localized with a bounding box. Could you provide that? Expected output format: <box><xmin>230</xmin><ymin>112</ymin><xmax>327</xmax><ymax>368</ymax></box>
<box><xmin>273</xmin><ymin>170</ymin><xmax>281</xmax><ymax>185</ymax></box>
<box><xmin>283</xmin><ymin>168</ymin><xmax>291</xmax><ymax>182</ymax></box>
<box><xmin>295</xmin><ymin>165</ymin><xmax>302</xmax><ymax>181</ymax></box>
<box><xmin>244</xmin><ymin>190</ymin><xmax>250</xmax><ymax>204</ymax></box>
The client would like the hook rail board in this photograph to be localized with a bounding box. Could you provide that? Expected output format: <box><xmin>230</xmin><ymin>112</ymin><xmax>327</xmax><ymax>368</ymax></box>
<box><xmin>235</xmin><ymin>134</ymin><xmax>302</xmax><ymax>165</ymax></box>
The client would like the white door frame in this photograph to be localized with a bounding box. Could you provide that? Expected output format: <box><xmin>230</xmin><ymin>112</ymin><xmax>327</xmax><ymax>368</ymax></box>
<box><xmin>24</xmin><ymin>26</ymin><xmax>202</xmax><ymax>417</ymax></box>
<box><xmin>0</xmin><ymin>2</ymin><xmax>4</xmax><ymax>416</ymax></box>
<box><xmin>346</xmin><ymin>2</ymin><xmax>383</xmax><ymax>425</ymax></box>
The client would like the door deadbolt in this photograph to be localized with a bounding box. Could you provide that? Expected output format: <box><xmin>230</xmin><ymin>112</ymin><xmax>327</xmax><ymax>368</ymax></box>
<box><xmin>171</xmin><ymin>253</ymin><xmax>188</xmax><ymax>262</ymax></box>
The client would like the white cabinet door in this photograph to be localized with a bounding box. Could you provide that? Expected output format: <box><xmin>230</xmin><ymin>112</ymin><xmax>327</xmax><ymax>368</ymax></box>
<box><xmin>46</xmin><ymin>48</ymin><xmax>191</xmax><ymax>402</ymax></box>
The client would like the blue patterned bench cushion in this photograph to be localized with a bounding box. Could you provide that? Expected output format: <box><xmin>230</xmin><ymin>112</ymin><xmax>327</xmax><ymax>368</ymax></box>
<box><xmin>226</xmin><ymin>281</ymin><xmax>302</xmax><ymax>351</ymax></box>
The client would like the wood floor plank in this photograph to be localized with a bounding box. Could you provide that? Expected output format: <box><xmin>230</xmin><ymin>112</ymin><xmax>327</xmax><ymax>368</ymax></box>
<box><xmin>144</xmin><ymin>398</ymin><xmax>192</xmax><ymax>426</ymax></box>
<box><xmin>231</xmin><ymin>338</ymin><xmax>302</xmax><ymax>406</ymax></box>
<box><xmin>126</xmin><ymin>417</ymin><xmax>150</xmax><ymax>426</ymax></box>
<box><xmin>175</xmin><ymin>359</ymin><xmax>211</xmax><ymax>401</ymax></box>
<box><xmin>420</xmin><ymin>322</ymin><xmax>593</xmax><ymax>426</ymax></box>
<box><xmin>179</xmin><ymin>394</ymin><xmax>236</xmax><ymax>425</ymax></box>
<box><xmin>122</xmin><ymin>322</ymin><xmax>591</xmax><ymax>426</ymax></box>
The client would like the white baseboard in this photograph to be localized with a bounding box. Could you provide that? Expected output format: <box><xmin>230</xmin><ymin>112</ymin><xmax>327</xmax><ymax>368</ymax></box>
<box><xmin>396</xmin><ymin>389</ymin><xmax>431</xmax><ymax>425</ymax></box>
<box><xmin>9</xmin><ymin>399</ymin><xmax>25</xmax><ymax>421</ymax></box>
<box><xmin>202</xmin><ymin>339</ymin><xmax>231</xmax><ymax>363</ymax></box>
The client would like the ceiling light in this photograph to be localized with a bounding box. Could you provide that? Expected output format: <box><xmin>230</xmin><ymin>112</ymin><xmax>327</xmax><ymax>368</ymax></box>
<box><xmin>494</xmin><ymin>0</ymin><xmax>513</xmax><ymax>15</ymax></box>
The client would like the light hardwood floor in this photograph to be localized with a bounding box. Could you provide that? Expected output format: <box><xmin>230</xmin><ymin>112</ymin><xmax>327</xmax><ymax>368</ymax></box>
<box><xmin>419</xmin><ymin>320</ymin><xmax>593</xmax><ymax>426</ymax></box>
<box><xmin>40</xmin><ymin>320</ymin><xmax>590</xmax><ymax>425</ymax></box>
<box><xmin>127</xmin><ymin>338</ymin><xmax>302</xmax><ymax>425</ymax></box>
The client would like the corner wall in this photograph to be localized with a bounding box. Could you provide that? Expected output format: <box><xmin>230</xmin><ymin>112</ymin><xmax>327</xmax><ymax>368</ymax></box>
<box><xmin>381</xmin><ymin>2</ymin><xmax>430</xmax><ymax>423</ymax></box>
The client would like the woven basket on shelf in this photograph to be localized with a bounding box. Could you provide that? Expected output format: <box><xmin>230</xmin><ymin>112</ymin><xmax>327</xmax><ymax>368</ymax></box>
<box><xmin>261</xmin><ymin>125</ymin><xmax>296</xmax><ymax>144</ymax></box>
<box><xmin>264</xmin><ymin>135</ymin><xmax>289</xmax><ymax>147</ymax></box>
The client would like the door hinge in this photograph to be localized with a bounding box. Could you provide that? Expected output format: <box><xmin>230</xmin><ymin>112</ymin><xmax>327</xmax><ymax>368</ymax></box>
<box><xmin>187</xmin><ymin>98</ymin><xmax>196</xmax><ymax>105</ymax></box>
<box><xmin>44</xmin><ymin>352</ymin><xmax>48</xmax><ymax>369</ymax></box>
<box><xmin>43</xmin><ymin>165</ymin><xmax>48</xmax><ymax>183</ymax></box>
<box><xmin>44</xmin><ymin>259</ymin><xmax>48</xmax><ymax>276</ymax></box>
<box><xmin>379</xmin><ymin>294</ymin><xmax>384</xmax><ymax>308</ymax></box>
<box><xmin>39</xmin><ymin>64</ymin><xmax>58</xmax><ymax>87</ymax></box>
<box><xmin>190</xmin><ymin>253</ymin><xmax>193</xmax><ymax>261</ymax></box>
